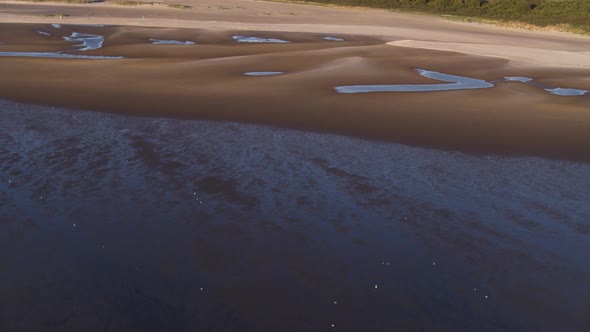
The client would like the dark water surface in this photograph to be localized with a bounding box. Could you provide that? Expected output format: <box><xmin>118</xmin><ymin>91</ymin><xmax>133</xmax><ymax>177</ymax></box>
<box><xmin>1</xmin><ymin>100</ymin><xmax>589</xmax><ymax>332</ymax></box>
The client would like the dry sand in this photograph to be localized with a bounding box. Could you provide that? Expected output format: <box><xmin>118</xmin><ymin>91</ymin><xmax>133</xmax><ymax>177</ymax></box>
<box><xmin>1</xmin><ymin>0</ymin><xmax>589</xmax><ymax>161</ymax></box>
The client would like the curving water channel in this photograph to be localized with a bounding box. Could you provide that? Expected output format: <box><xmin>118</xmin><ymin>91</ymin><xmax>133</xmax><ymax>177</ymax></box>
<box><xmin>334</xmin><ymin>69</ymin><xmax>494</xmax><ymax>93</ymax></box>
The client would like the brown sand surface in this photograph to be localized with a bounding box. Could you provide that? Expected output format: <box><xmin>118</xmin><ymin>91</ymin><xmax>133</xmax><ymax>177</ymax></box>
<box><xmin>1</xmin><ymin>1</ymin><xmax>590</xmax><ymax>161</ymax></box>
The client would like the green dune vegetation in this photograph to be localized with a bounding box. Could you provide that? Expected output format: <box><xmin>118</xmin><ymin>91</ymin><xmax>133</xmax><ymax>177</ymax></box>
<box><xmin>305</xmin><ymin>0</ymin><xmax>590</xmax><ymax>34</ymax></box>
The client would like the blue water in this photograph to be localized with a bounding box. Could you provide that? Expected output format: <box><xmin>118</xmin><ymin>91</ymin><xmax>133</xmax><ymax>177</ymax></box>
<box><xmin>149</xmin><ymin>39</ymin><xmax>196</xmax><ymax>45</ymax></box>
<box><xmin>334</xmin><ymin>69</ymin><xmax>494</xmax><ymax>93</ymax></box>
<box><xmin>503</xmin><ymin>76</ymin><xmax>589</xmax><ymax>96</ymax></box>
<box><xmin>0</xmin><ymin>52</ymin><xmax>124</xmax><ymax>60</ymax></box>
<box><xmin>232</xmin><ymin>35</ymin><xmax>291</xmax><ymax>43</ymax></box>
<box><xmin>322</xmin><ymin>36</ymin><xmax>345</xmax><ymax>42</ymax></box>
<box><xmin>545</xmin><ymin>87</ymin><xmax>589</xmax><ymax>96</ymax></box>
<box><xmin>0</xmin><ymin>29</ymin><xmax>124</xmax><ymax>60</ymax></box>
<box><xmin>243</xmin><ymin>71</ymin><xmax>284</xmax><ymax>76</ymax></box>
<box><xmin>35</xmin><ymin>30</ymin><xmax>52</xmax><ymax>36</ymax></box>
<box><xmin>505</xmin><ymin>76</ymin><xmax>533</xmax><ymax>82</ymax></box>
<box><xmin>1</xmin><ymin>98</ymin><xmax>589</xmax><ymax>332</ymax></box>
<box><xmin>63</xmin><ymin>32</ymin><xmax>105</xmax><ymax>51</ymax></box>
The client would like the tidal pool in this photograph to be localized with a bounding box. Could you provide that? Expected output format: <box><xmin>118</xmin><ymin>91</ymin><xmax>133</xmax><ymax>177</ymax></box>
<box><xmin>0</xmin><ymin>31</ymin><xmax>124</xmax><ymax>60</ymax></box>
<box><xmin>243</xmin><ymin>71</ymin><xmax>284</xmax><ymax>76</ymax></box>
<box><xmin>545</xmin><ymin>87</ymin><xmax>589</xmax><ymax>96</ymax></box>
<box><xmin>35</xmin><ymin>30</ymin><xmax>52</xmax><ymax>36</ymax></box>
<box><xmin>321</xmin><ymin>36</ymin><xmax>344</xmax><ymax>41</ymax></box>
<box><xmin>335</xmin><ymin>69</ymin><xmax>494</xmax><ymax>93</ymax></box>
<box><xmin>0</xmin><ymin>52</ymin><xmax>124</xmax><ymax>59</ymax></box>
<box><xmin>233</xmin><ymin>35</ymin><xmax>291</xmax><ymax>43</ymax></box>
<box><xmin>64</xmin><ymin>32</ymin><xmax>104</xmax><ymax>51</ymax></box>
<box><xmin>504</xmin><ymin>76</ymin><xmax>533</xmax><ymax>82</ymax></box>
<box><xmin>149</xmin><ymin>39</ymin><xmax>195</xmax><ymax>45</ymax></box>
<box><xmin>336</xmin><ymin>70</ymin><xmax>588</xmax><ymax>97</ymax></box>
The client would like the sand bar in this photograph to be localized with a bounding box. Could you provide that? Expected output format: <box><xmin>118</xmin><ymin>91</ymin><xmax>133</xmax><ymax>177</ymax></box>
<box><xmin>0</xmin><ymin>0</ymin><xmax>589</xmax><ymax>161</ymax></box>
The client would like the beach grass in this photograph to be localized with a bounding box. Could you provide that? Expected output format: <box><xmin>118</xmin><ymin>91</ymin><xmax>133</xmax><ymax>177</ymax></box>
<box><xmin>293</xmin><ymin>0</ymin><xmax>590</xmax><ymax>35</ymax></box>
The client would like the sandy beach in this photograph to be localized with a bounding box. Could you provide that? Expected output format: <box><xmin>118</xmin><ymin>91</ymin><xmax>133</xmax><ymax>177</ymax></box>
<box><xmin>2</xmin><ymin>2</ymin><xmax>590</xmax><ymax>331</ymax></box>
<box><xmin>1</xmin><ymin>0</ymin><xmax>589</xmax><ymax>162</ymax></box>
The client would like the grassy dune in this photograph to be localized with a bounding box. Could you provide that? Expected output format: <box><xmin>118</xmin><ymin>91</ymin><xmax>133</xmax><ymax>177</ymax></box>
<box><xmin>304</xmin><ymin>0</ymin><xmax>590</xmax><ymax>34</ymax></box>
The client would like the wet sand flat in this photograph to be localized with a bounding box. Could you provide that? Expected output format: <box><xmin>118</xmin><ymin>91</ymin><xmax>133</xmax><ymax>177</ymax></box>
<box><xmin>1</xmin><ymin>1</ymin><xmax>590</xmax><ymax>162</ymax></box>
<box><xmin>0</xmin><ymin>22</ymin><xmax>589</xmax><ymax>161</ymax></box>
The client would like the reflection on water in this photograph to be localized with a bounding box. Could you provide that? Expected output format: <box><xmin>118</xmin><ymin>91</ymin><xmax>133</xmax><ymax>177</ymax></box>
<box><xmin>0</xmin><ymin>29</ymin><xmax>124</xmax><ymax>60</ymax></box>
<box><xmin>336</xmin><ymin>69</ymin><xmax>589</xmax><ymax>97</ymax></box>
<box><xmin>504</xmin><ymin>76</ymin><xmax>532</xmax><ymax>82</ymax></box>
<box><xmin>150</xmin><ymin>39</ymin><xmax>195</xmax><ymax>45</ymax></box>
<box><xmin>63</xmin><ymin>32</ymin><xmax>105</xmax><ymax>51</ymax></box>
<box><xmin>243</xmin><ymin>71</ymin><xmax>284</xmax><ymax>76</ymax></box>
<box><xmin>232</xmin><ymin>35</ymin><xmax>291</xmax><ymax>43</ymax></box>
<box><xmin>545</xmin><ymin>87</ymin><xmax>589</xmax><ymax>96</ymax></box>
<box><xmin>0</xmin><ymin>52</ymin><xmax>124</xmax><ymax>59</ymax></box>
<box><xmin>1</xmin><ymin>99</ymin><xmax>589</xmax><ymax>331</ymax></box>
<box><xmin>35</xmin><ymin>30</ymin><xmax>52</xmax><ymax>37</ymax></box>
<box><xmin>335</xmin><ymin>69</ymin><xmax>494</xmax><ymax>93</ymax></box>
<box><xmin>504</xmin><ymin>76</ymin><xmax>589</xmax><ymax>96</ymax></box>
<box><xmin>321</xmin><ymin>36</ymin><xmax>345</xmax><ymax>42</ymax></box>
